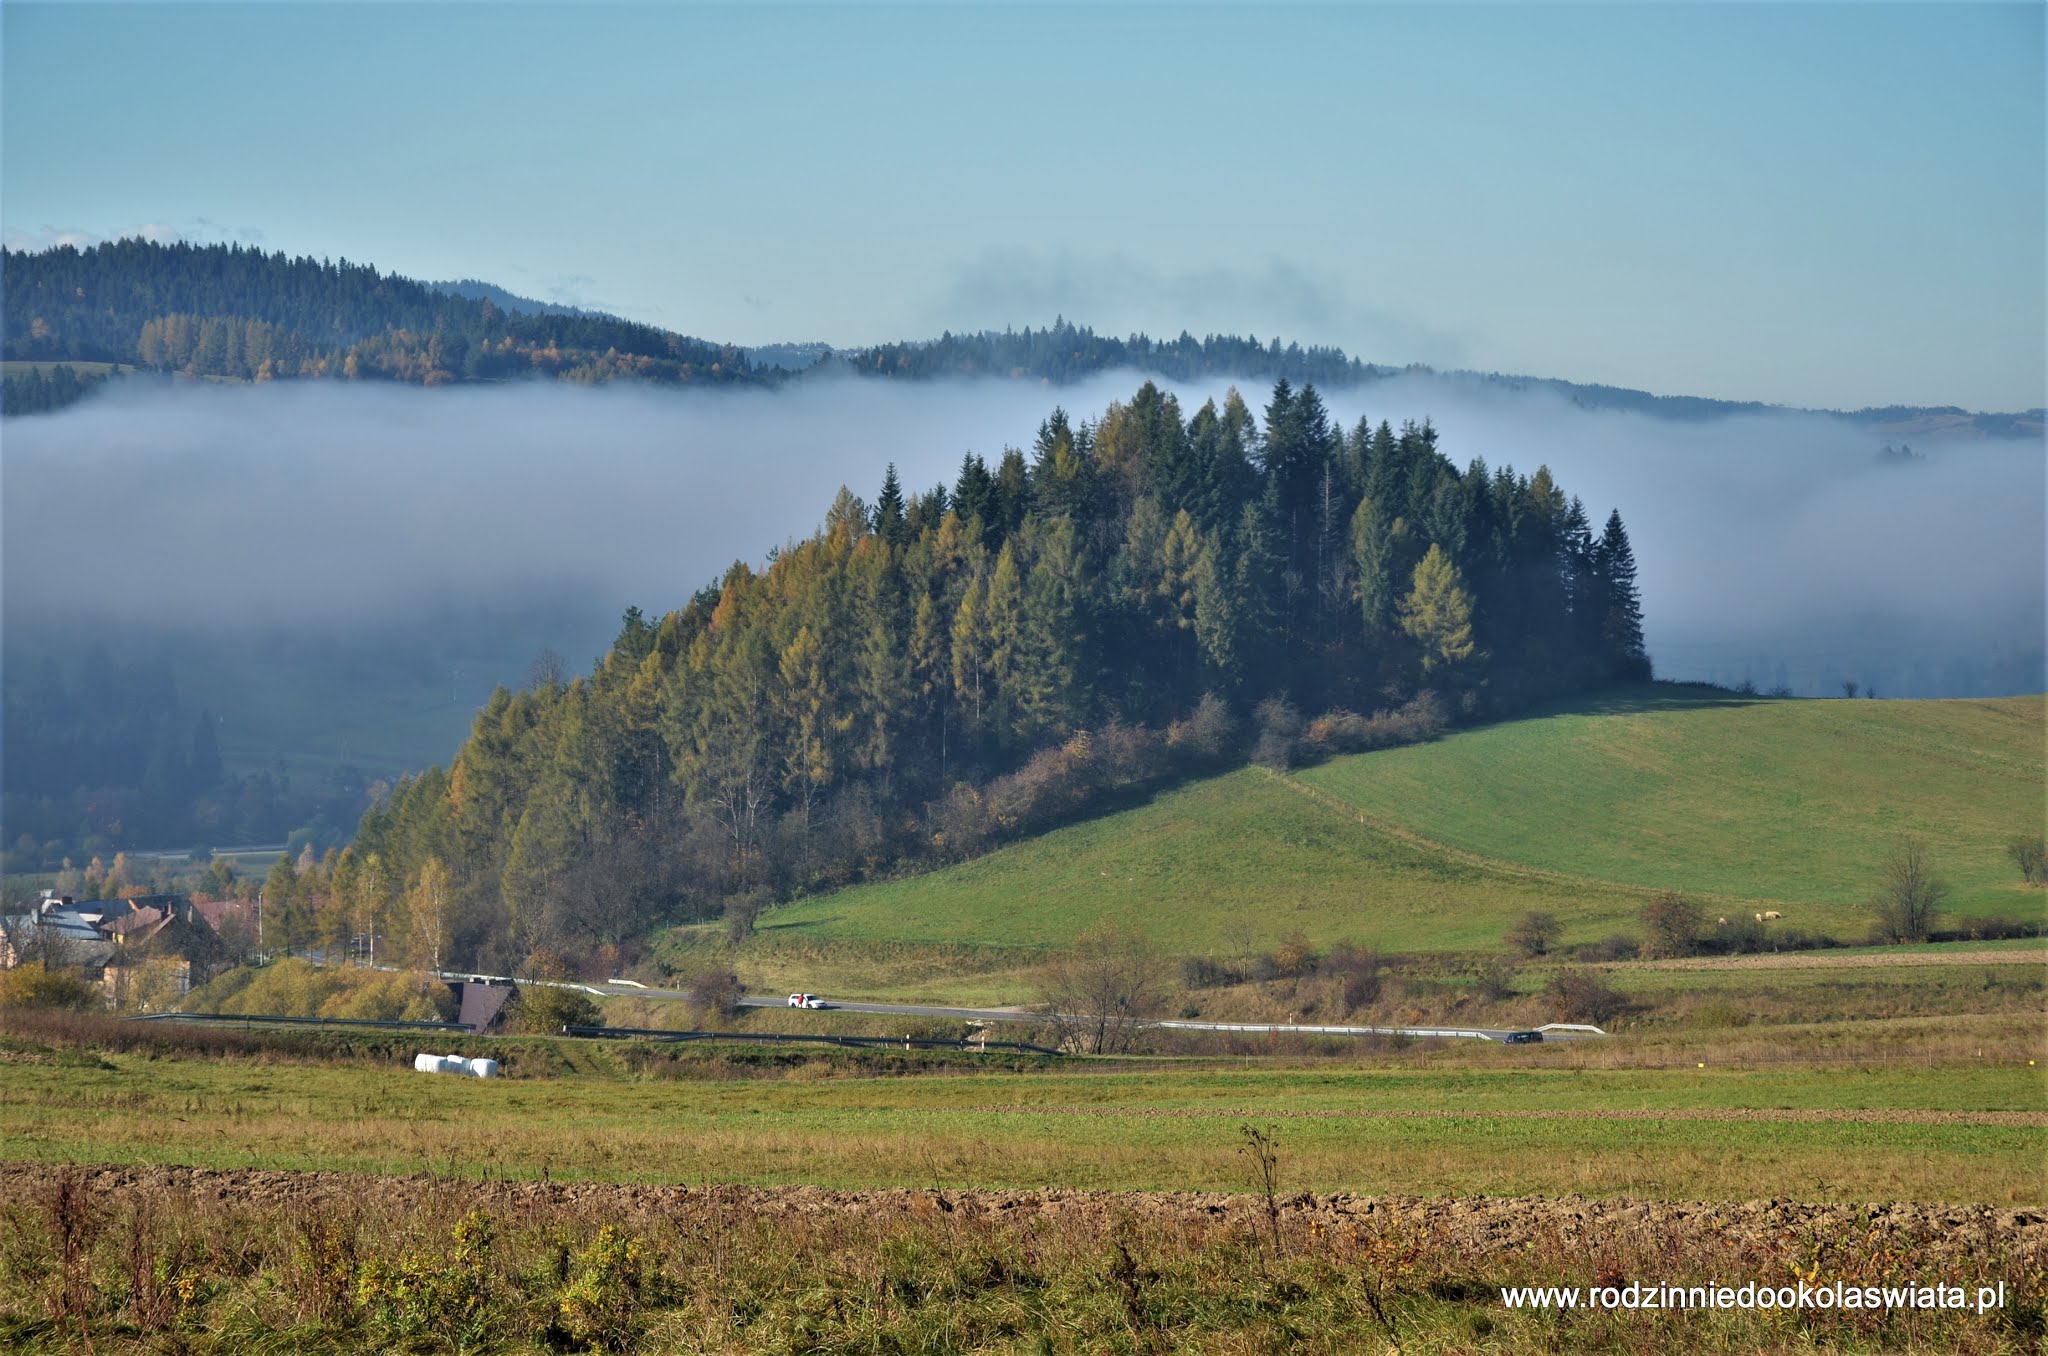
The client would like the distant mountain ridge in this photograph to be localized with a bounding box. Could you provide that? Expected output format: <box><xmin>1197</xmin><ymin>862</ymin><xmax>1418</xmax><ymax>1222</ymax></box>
<box><xmin>3</xmin><ymin>238</ymin><xmax>2037</xmax><ymax>436</ymax></box>
<box><xmin>426</xmin><ymin>278</ymin><xmax>595</xmax><ymax>319</ymax></box>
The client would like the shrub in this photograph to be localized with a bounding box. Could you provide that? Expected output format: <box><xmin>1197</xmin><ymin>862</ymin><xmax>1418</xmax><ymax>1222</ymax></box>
<box><xmin>1165</xmin><ymin>692</ymin><xmax>1237</xmax><ymax>763</ymax></box>
<box><xmin>514</xmin><ymin>985</ymin><xmax>601</xmax><ymax>1034</ymax></box>
<box><xmin>0</xmin><ymin>961</ymin><xmax>101</xmax><ymax>1011</ymax></box>
<box><xmin>1504</xmin><ymin>911</ymin><xmax>1562</xmax><ymax>958</ymax></box>
<box><xmin>1640</xmin><ymin>892</ymin><xmax>1705</xmax><ymax>959</ymax></box>
<box><xmin>1545</xmin><ymin>969</ymin><xmax>1630</xmax><ymax>1025</ymax></box>
<box><xmin>1471</xmin><ymin>958</ymin><xmax>1516</xmax><ymax>1003</ymax></box>
<box><xmin>2008</xmin><ymin>839</ymin><xmax>2047</xmax><ymax>888</ymax></box>
<box><xmin>1251</xmin><ymin>696</ymin><xmax>1302</xmax><ymax>770</ymax></box>
<box><xmin>1569</xmin><ymin>934</ymin><xmax>1640</xmax><ymax>963</ymax></box>
<box><xmin>684</xmin><ymin>967</ymin><xmax>744</xmax><ymax>1024</ymax></box>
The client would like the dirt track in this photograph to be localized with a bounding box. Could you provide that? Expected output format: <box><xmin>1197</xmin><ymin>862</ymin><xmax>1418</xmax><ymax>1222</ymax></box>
<box><xmin>955</xmin><ymin>1106</ymin><xmax>2048</xmax><ymax>1127</ymax></box>
<box><xmin>4</xmin><ymin>1163</ymin><xmax>2038</xmax><ymax>1267</ymax></box>
<box><xmin>1614</xmin><ymin>947</ymin><xmax>2048</xmax><ymax>972</ymax></box>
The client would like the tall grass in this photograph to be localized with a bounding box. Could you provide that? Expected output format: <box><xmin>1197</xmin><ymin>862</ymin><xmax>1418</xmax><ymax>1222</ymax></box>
<box><xmin>0</xmin><ymin>1169</ymin><xmax>2039</xmax><ymax>1354</ymax></box>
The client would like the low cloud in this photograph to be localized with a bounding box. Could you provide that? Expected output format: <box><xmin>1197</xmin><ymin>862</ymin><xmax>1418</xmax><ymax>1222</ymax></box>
<box><xmin>933</xmin><ymin>247</ymin><xmax>1471</xmax><ymax>369</ymax></box>
<box><xmin>3</xmin><ymin>373</ymin><xmax>2040</xmax><ymax>699</ymax></box>
<box><xmin>4</xmin><ymin>222</ymin><xmax>179</xmax><ymax>253</ymax></box>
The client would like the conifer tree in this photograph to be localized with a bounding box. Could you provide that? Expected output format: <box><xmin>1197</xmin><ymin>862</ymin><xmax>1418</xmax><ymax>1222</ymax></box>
<box><xmin>1594</xmin><ymin>508</ymin><xmax>1650</xmax><ymax>680</ymax></box>
<box><xmin>873</xmin><ymin>463</ymin><xmax>907</xmax><ymax>546</ymax></box>
<box><xmin>1401</xmin><ymin>544</ymin><xmax>1479</xmax><ymax>679</ymax></box>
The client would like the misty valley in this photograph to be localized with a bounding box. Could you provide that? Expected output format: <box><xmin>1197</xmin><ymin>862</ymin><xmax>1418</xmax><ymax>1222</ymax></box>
<box><xmin>4</xmin><ymin>206</ymin><xmax>2048</xmax><ymax>1351</ymax></box>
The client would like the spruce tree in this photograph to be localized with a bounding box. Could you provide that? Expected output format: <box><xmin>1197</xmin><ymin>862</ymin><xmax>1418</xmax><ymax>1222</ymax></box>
<box><xmin>1593</xmin><ymin>509</ymin><xmax>1650</xmax><ymax>680</ymax></box>
<box><xmin>872</xmin><ymin>463</ymin><xmax>907</xmax><ymax>546</ymax></box>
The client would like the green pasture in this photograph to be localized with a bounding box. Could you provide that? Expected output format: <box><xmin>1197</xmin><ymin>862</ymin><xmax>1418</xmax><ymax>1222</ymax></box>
<box><xmin>0</xmin><ymin>1045</ymin><xmax>2039</xmax><ymax>1204</ymax></box>
<box><xmin>761</xmin><ymin>767</ymin><xmax>1653</xmax><ymax>956</ymax></box>
<box><xmin>1299</xmin><ymin>686</ymin><xmax>2045</xmax><ymax>918</ymax></box>
<box><xmin>760</xmin><ymin>688</ymin><xmax>2044</xmax><ymax>978</ymax></box>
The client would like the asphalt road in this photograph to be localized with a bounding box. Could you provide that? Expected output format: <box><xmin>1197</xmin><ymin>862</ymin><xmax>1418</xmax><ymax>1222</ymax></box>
<box><xmin>304</xmin><ymin>959</ymin><xmax>1604</xmax><ymax>1043</ymax></box>
<box><xmin>629</xmin><ymin>984</ymin><xmax>1603</xmax><ymax>1042</ymax></box>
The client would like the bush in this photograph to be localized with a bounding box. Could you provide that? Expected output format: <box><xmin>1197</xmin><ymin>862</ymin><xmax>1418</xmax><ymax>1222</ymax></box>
<box><xmin>1545</xmin><ymin>969</ymin><xmax>1630</xmax><ymax>1025</ymax></box>
<box><xmin>0</xmin><ymin>962</ymin><xmax>101</xmax><ymax>1011</ymax></box>
<box><xmin>1505</xmin><ymin>911</ymin><xmax>1562</xmax><ymax>959</ymax></box>
<box><xmin>1319</xmin><ymin>941</ymin><xmax>1382</xmax><ymax>1012</ymax></box>
<box><xmin>1640</xmin><ymin>892</ymin><xmax>1704</xmax><ymax>959</ymax></box>
<box><xmin>1300</xmin><ymin>693</ymin><xmax>1449</xmax><ymax>758</ymax></box>
<box><xmin>684</xmin><ymin>967</ymin><xmax>744</xmax><ymax>1024</ymax></box>
<box><xmin>1471</xmin><ymin>958</ymin><xmax>1516</xmax><ymax>1003</ymax></box>
<box><xmin>1251</xmin><ymin>696</ymin><xmax>1302</xmax><ymax>770</ymax></box>
<box><xmin>1568</xmin><ymin>934</ymin><xmax>1640</xmax><ymax>963</ymax></box>
<box><xmin>514</xmin><ymin>985</ymin><xmax>601</xmax><ymax>1034</ymax></box>
<box><xmin>1165</xmin><ymin>692</ymin><xmax>1237</xmax><ymax>763</ymax></box>
<box><xmin>2008</xmin><ymin>839</ymin><xmax>2047</xmax><ymax>888</ymax></box>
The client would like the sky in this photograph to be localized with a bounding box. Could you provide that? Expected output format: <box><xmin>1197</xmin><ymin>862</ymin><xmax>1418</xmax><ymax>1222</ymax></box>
<box><xmin>3</xmin><ymin>2</ymin><xmax>2042</xmax><ymax>413</ymax></box>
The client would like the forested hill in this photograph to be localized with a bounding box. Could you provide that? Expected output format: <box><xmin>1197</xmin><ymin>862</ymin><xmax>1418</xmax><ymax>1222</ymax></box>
<box><xmin>336</xmin><ymin>378</ymin><xmax>1650</xmax><ymax>973</ymax></box>
<box><xmin>5</xmin><ymin>240</ymin><xmax>2036</xmax><ymax>435</ymax></box>
<box><xmin>842</xmin><ymin>321</ymin><xmax>1386</xmax><ymax>388</ymax></box>
<box><xmin>1</xmin><ymin>239</ymin><xmax>759</xmax><ymax>392</ymax></box>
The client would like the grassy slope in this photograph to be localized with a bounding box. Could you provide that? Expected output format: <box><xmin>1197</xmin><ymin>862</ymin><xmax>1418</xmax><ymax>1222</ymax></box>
<box><xmin>760</xmin><ymin>688</ymin><xmax>2045</xmax><ymax>967</ymax></box>
<box><xmin>1299</xmin><ymin>687</ymin><xmax>2045</xmax><ymax>919</ymax></box>
<box><xmin>763</xmin><ymin>766</ymin><xmax>1652</xmax><ymax>956</ymax></box>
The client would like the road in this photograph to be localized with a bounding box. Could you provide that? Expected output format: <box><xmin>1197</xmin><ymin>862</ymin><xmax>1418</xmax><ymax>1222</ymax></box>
<box><xmin>625</xmin><ymin>983</ymin><xmax>1602</xmax><ymax>1042</ymax></box>
<box><xmin>301</xmin><ymin>957</ymin><xmax>1605</xmax><ymax>1043</ymax></box>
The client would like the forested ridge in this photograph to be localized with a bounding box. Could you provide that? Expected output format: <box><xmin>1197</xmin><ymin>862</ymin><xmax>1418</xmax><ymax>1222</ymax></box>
<box><xmin>315</xmin><ymin>379</ymin><xmax>1649</xmax><ymax>974</ymax></box>
<box><xmin>2</xmin><ymin>239</ymin><xmax>759</xmax><ymax>395</ymax></box>
<box><xmin>9</xmin><ymin>239</ymin><xmax>2032</xmax><ymax>428</ymax></box>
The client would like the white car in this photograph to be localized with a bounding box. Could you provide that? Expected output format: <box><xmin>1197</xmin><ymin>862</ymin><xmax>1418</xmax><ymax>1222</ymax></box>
<box><xmin>787</xmin><ymin>992</ymin><xmax>825</xmax><ymax>1009</ymax></box>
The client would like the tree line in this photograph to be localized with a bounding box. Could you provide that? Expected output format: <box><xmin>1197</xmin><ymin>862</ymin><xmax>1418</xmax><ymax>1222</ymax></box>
<box><xmin>316</xmin><ymin>379</ymin><xmax>1648</xmax><ymax>975</ymax></box>
<box><xmin>2</xmin><ymin>239</ymin><xmax>760</xmax><ymax>403</ymax></box>
<box><xmin>2</xmin><ymin>646</ymin><xmax>343</xmax><ymax>869</ymax></box>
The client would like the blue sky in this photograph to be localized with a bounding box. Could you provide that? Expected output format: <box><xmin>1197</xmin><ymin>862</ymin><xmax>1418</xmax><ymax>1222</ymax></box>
<box><xmin>4</xmin><ymin>2</ymin><xmax>2041</xmax><ymax>411</ymax></box>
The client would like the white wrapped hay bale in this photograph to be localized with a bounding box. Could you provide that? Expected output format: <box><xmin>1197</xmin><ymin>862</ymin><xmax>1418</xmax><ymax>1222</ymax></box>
<box><xmin>412</xmin><ymin>1052</ymin><xmax>500</xmax><ymax>1077</ymax></box>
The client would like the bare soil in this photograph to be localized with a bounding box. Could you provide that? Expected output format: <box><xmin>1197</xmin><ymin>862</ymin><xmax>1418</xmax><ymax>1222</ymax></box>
<box><xmin>4</xmin><ymin>1162</ymin><xmax>2038</xmax><ymax>1268</ymax></box>
<box><xmin>954</xmin><ymin>1106</ymin><xmax>2048</xmax><ymax>1127</ymax></box>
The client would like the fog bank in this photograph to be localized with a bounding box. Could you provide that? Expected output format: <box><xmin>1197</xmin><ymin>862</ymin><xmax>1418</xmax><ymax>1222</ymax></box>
<box><xmin>4</xmin><ymin>374</ymin><xmax>2042</xmax><ymax>700</ymax></box>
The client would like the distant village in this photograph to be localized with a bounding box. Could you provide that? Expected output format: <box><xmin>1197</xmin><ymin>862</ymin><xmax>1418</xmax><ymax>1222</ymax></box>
<box><xmin>2</xmin><ymin>884</ymin><xmax>521</xmax><ymax>1031</ymax></box>
<box><xmin>1</xmin><ymin>890</ymin><xmax>232</xmax><ymax>1010</ymax></box>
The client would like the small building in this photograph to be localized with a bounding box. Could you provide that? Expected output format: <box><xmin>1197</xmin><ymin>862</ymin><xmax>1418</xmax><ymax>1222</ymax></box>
<box><xmin>2</xmin><ymin>892</ymin><xmax>215</xmax><ymax>981</ymax></box>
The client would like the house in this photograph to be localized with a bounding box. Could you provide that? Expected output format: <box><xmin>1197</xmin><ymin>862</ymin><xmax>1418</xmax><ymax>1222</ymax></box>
<box><xmin>1</xmin><ymin>892</ymin><xmax>216</xmax><ymax>984</ymax></box>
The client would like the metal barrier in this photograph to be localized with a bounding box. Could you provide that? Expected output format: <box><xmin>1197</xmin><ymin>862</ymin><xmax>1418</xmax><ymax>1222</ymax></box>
<box><xmin>563</xmin><ymin>1024</ymin><xmax>1064</xmax><ymax>1056</ymax></box>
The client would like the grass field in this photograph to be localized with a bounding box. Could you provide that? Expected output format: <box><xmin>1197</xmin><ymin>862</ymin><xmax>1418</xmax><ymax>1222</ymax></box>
<box><xmin>2</xmin><ymin>1027</ymin><xmax>2041</xmax><ymax>1205</ymax></box>
<box><xmin>762</xmin><ymin>766</ymin><xmax>1654</xmax><ymax>956</ymax></box>
<box><xmin>2</xmin><ymin>1016</ymin><xmax>2040</xmax><ymax>1352</ymax></box>
<box><xmin>1299</xmin><ymin>686</ymin><xmax>2044</xmax><ymax>919</ymax></box>
<box><xmin>754</xmin><ymin>688</ymin><xmax>2044</xmax><ymax>985</ymax></box>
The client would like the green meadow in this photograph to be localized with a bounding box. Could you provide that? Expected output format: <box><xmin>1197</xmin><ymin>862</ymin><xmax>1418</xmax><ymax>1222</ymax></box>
<box><xmin>2</xmin><ymin>1040</ymin><xmax>2039</xmax><ymax>1205</ymax></box>
<box><xmin>755</xmin><ymin>689</ymin><xmax>2045</xmax><ymax>973</ymax></box>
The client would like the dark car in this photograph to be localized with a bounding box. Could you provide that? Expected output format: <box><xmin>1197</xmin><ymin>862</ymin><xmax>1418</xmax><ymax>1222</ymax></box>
<box><xmin>1503</xmin><ymin>1030</ymin><xmax>1544</xmax><ymax>1044</ymax></box>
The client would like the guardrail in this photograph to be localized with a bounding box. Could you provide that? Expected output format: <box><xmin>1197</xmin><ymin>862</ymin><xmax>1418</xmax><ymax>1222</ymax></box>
<box><xmin>1153</xmin><ymin>1019</ymin><xmax>1506</xmax><ymax>1041</ymax></box>
<box><xmin>563</xmin><ymin>1024</ymin><xmax>1064</xmax><ymax>1056</ymax></box>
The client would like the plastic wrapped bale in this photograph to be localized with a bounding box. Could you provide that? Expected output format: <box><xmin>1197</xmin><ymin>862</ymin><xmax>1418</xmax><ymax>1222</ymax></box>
<box><xmin>414</xmin><ymin>1053</ymin><xmax>458</xmax><ymax>1074</ymax></box>
<box><xmin>467</xmin><ymin>1058</ymin><xmax>500</xmax><ymax>1079</ymax></box>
